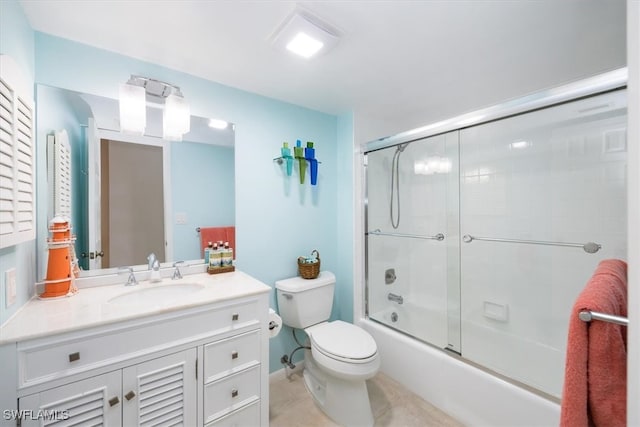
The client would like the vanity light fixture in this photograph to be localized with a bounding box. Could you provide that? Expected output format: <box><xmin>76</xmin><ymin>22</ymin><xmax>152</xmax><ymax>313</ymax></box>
<box><xmin>270</xmin><ymin>8</ymin><xmax>341</xmax><ymax>59</ymax></box>
<box><xmin>119</xmin><ymin>83</ymin><xmax>146</xmax><ymax>135</ymax></box>
<box><xmin>119</xmin><ymin>75</ymin><xmax>190</xmax><ymax>141</ymax></box>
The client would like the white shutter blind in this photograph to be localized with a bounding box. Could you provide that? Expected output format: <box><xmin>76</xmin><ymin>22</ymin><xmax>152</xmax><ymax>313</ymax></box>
<box><xmin>47</xmin><ymin>130</ymin><xmax>72</xmax><ymax>219</ymax></box>
<box><xmin>0</xmin><ymin>55</ymin><xmax>35</xmax><ymax>249</ymax></box>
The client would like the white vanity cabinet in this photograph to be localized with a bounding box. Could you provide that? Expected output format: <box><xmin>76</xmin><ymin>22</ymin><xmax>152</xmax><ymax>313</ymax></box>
<box><xmin>2</xmin><ymin>283</ymin><xmax>270</xmax><ymax>427</ymax></box>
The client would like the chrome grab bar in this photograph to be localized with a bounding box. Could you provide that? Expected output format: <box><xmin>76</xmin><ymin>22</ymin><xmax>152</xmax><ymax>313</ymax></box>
<box><xmin>368</xmin><ymin>229</ymin><xmax>445</xmax><ymax>241</ymax></box>
<box><xmin>579</xmin><ymin>310</ymin><xmax>628</xmax><ymax>326</ymax></box>
<box><xmin>462</xmin><ymin>234</ymin><xmax>601</xmax><ymax>254</ymax></box>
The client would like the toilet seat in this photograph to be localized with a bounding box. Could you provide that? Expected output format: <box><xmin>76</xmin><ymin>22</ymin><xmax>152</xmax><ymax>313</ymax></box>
<box><xmin>306</xmin><ymin>320</ymin><xmax>378</xmax><ymax>363</ymax></box>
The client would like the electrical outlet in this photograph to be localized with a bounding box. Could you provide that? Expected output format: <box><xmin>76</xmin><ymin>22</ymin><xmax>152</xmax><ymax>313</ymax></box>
<box><xmin>5</xmin><ymin>268</ymin><xmax>16</xmax><ymax>307</ymax></box>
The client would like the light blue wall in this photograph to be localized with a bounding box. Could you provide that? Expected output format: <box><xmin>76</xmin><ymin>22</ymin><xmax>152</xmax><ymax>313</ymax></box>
<box><xmin>0</xmin><ymin>0</ymin><xmax>34</xmax><ymax>87</ymax></box>
<box><xmin>33</xmin><ymin>33</ymin><xmax>350</xmax><ymax>372</ymax></box>
<box><xmin>335</xmin><ymin>113</ymin><xmax>355</xmax><ymax>323</ymax></box>
<box><xmin>0</xmin><ymin>0</ymin><xmax>36</xmax><ymax>325</ymax></box>
<box><xmin>171</xmin><ymin>141</ymin><xmax>235</xmax><ymax>261</ymax></box>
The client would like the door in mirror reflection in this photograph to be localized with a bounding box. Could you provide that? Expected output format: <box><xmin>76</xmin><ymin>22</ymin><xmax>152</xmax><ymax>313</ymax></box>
<box><xmin>96</xmin><ymin>139</ymin><xmax>165</xmax><ymax>268</ymax></box>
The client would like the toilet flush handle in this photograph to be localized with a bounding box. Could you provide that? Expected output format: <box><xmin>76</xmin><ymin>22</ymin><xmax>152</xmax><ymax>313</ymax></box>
<box><xmin>281</xmin><ymin>293</ymin><xmax>293</xmax><ymax>300</ymax></box>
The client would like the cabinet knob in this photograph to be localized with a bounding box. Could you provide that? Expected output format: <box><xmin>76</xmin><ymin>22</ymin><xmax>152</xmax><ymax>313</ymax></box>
<box><xmin>68</xmin><ymin>352</ymin><xmax>80</xmax><ymax>362</ymax></box>
<box><xmin>231</xmin><ymin>351</ymin><xmax>238</xmax><ymax>360</ymax></box>
<box><xmin>231</xmin><ymin>313</ymin><xmax>239</xmax><ymax>321</ymax></box>
<box><xmin>125</xmin><ymin>391</ymin><xmax>136</xmax><ymax>401</ymax></box>
<box><xmin>231</xmin><ymin>389</ymin><xmax>238</xmax><ymax>398</ymax></box>
<box><xmin>108</xmin><ymin>396</ymin><xmax>120</xmax><ymax>407</ymax></box>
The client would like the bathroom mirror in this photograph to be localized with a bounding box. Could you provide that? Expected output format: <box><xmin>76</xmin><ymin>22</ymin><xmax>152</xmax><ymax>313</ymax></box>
<box><xmin>36</xmin><ymin>85</ymin><xmax>235</xmax><ymax>277</ymax></box>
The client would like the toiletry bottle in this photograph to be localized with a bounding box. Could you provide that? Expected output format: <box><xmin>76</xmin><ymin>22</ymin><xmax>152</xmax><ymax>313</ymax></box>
<box><xmin>209</xmin><ymin>242</ymin><xmax>222</xmax><ymax>269</ymax></box>
<box><xmin>222</xmin><ymin>242</ymin><xmax>233</xmax><ymax>267</ymax></box>
<box><xmin>204</xmin><ymin>241</ymin><xmax>213</xmax><ymax>263</ymax></box>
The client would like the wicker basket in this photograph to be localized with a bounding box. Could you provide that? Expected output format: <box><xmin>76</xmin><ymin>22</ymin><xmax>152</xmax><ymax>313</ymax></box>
<box><xmin>298</xmin><ymin>250</ymin><xmax>320</xmax><ymax>279</ymax></box>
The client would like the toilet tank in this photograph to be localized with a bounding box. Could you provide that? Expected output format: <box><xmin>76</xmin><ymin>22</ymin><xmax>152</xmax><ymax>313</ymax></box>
<box><xmin>275</xmin><ymin>271</ymin><xmax>335</xmax><ymax>329</ymax></box>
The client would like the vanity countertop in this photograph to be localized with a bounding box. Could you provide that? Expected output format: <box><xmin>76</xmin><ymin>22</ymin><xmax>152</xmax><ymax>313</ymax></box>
<box><xmin>0</xmin><ymin>270</ymin><xmax>271</xmax><ymax>345</ymax></box>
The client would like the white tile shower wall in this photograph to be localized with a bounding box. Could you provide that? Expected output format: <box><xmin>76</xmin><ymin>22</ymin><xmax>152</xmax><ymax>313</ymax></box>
<box><xmin>459</xmin><ymin>89</ymin><xmax>627</xmax><ymax>397</ymax></box>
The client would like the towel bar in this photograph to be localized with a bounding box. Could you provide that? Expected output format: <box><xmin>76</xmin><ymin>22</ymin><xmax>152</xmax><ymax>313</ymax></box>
<box><xmin>579</xmin><ymin>310</ymin><xmax>628</xmax><ymax>326</ymax></box>
<box><xmin>462</xmin><ymin>235</ymin><xmax>601</xmax><ymax>253</ymax></box>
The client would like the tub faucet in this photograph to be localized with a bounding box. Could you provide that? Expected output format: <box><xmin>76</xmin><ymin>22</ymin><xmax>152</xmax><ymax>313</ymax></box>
<box><xmin>388</xmin><ymin>292</ymin><xmax>404</xmax><ymax>305</ymax></box>
<box><xmin>119</xmin><ymin>267</ymin><xmax>138</xmax><ymax>286</ymax></box>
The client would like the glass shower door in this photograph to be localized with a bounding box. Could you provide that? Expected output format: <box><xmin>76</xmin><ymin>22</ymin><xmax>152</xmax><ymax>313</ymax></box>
<box><xmin>366</xmin><ymin>131</ymin><xmax>460</xmax><ymax>351</ymax></box>
<box><xmin>459</xmin><ymin>89</ymin><xmax>627</xmax><ymax>397</ymax></box>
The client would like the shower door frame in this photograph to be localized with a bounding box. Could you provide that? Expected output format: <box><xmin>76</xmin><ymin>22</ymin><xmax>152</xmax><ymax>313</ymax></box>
<box><xmin>362</xmin><ymin>67</ymin><xmax>628</xmax><ymax>355</ymax></box>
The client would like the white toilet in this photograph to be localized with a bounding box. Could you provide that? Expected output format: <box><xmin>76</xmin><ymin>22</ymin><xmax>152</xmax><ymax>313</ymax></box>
<box><xmin>276</xmin><ymin>271</ymin><xmax>380</xmax><ymax>426</ymax></box>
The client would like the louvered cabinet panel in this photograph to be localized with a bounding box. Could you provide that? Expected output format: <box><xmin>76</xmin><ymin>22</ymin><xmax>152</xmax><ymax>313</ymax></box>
<box><xmin>19</xmin><ymin>371</ymin><xmax>121</xmax><ymax>427</ymax></box>
<box><xmin>122</xmin><ymin>349</ymin><xmax>197</xmax><ymax>427</ymax></box>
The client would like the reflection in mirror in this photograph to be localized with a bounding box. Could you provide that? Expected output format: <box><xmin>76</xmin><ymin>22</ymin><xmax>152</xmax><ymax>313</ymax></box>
<box><xmin>36</xmin><ymin>85</ymin><xmax>235</xmax><ymax>277</ymax></box>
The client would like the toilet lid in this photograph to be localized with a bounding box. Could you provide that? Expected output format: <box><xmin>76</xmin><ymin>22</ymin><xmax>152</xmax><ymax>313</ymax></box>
<box><xmin>308</xmin><ymin>320</ymin><xmax>377</xmax><ymax>360</ymax></box>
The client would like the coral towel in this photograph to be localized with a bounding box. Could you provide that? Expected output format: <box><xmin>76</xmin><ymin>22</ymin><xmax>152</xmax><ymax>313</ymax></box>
<box><xmin>199</xmin><ymin>226</ymin><xmax>235</xmax><ymax>259</ymax></box>
<box><xmin>560</xmin><ymin>259</ymin><xmax>627</xmax><ymax>427</ymax></box>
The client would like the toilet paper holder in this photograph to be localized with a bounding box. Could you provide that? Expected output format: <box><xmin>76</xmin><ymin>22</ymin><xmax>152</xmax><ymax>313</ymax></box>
<box><xmin>268</xmin><ymin>308</ymin><xmax>282</xmax><ymax>338</ymax></box>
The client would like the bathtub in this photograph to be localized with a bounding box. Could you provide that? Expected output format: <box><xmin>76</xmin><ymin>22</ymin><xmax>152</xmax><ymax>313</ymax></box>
<box><xmin>358</xmin><ymin>317</ymin><xmax>561</xmax><ymax>426</ymax></box>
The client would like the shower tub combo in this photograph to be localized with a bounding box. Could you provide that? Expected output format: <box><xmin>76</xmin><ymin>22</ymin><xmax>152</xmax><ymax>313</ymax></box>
<box><xmin>361</xmin><ymin>69</ymin><xmax>628</xmax><ymax>425</ymax></box>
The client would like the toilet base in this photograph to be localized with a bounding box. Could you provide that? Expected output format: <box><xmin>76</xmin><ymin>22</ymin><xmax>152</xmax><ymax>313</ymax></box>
<box><xmin>303</xmin><ymin>350</ymin><xmax>374</xmax><ymax>427</ymax></box>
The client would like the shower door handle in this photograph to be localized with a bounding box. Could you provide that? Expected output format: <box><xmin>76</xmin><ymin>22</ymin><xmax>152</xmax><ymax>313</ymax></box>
<box><xmin>368</xmin><ymin>230</ymin><xmax>445</xmax><ymax>241</ymax></box>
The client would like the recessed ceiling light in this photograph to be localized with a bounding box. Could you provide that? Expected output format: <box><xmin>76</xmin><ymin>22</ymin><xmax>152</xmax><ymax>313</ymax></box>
<box><xmin>271</xmin><ymin>8</ymin><xmax>341</xmax><ymax>59</ymax></box>
<box><xmin>286</xmin><ymin>32</ymin><xmax>324</xmax><ymax>58</ymax></box>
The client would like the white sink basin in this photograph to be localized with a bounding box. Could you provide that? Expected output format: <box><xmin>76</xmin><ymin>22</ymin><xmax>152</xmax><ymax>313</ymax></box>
<box><xmin>107</xmin><ymin>283</ymin><xmax>205</xmax><ymax>306</ymax></box>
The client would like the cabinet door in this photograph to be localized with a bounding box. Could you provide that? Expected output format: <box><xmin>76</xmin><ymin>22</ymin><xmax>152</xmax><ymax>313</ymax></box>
<box><xmin>122</xmin><ymin>349</ymin><xmax>197</xmax><ymax>427</ymax></box>
<box><xmin>19</xmin><ymin>371</ymin><xmax>121</xmax><ymax>426</ymax></box>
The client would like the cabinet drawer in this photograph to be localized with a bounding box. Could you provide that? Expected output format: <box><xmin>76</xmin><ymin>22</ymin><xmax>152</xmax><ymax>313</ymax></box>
<box><xmin>204</xmin><ymin>366</ymin><xmax>260</xmax><ymax>423</ymax></box>
<box><xmin>204</xmin><ymin>330</ymin><xmax>260</xmax><ymax>382</ymax></box>
<box><xmin>205</xmin><ymin>400</ymin><xmax>260</xmax><ymax>427</ymax></box>
<box><xmin>18</xmin><ymin>298</ymin><xmax>260</xmax><ymax>388</ymax></box>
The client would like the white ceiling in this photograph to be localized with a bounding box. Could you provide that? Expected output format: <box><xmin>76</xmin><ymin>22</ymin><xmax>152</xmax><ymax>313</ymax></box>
<box><xmin>19</xmin><ymin>0</ymin><xmax>626</xmax><ymax>133</ymax></box>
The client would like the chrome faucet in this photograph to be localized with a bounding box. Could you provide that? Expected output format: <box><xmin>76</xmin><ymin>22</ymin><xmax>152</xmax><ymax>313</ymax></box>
<box><xmin>388</xmin><ymin>292</ymin><xmax>404</xmax><ymax>305</ymax></box>
<box><xmin>172</xmin><ymin>261</ymin><xmax>185</xmax><ymax>280</ymax></box>
<box><xmin>119</xmin><ymin>267</ymin><xmax>138</xmax><ymax>286</ymax></box>
<box><xmin>147</xmin><ymin>253</ymin><xmax>157</xmax><ymax>270</ymax></box>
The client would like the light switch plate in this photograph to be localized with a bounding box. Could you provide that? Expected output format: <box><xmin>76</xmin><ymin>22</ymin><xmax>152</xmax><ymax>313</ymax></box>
<box><xmin>5</xmin><ymin>268</ymin><xmax>16</xmax><ymax>307</ymax></box>
<box><xmin>175</xmin><ymin>212</ymin><xmax>188</xmax><ymax>225</ymax></box>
